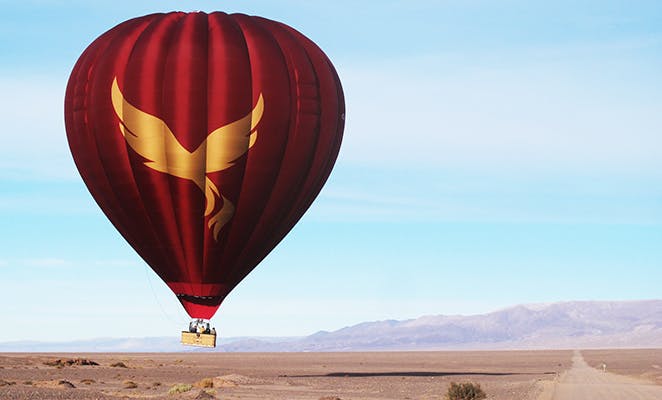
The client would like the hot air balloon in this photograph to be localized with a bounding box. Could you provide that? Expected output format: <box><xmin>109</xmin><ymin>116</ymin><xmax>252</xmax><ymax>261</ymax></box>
<box><xmin>64</xmin><ymin>11</ymin><xmax>344</xmax><ymax>347</ymax></box>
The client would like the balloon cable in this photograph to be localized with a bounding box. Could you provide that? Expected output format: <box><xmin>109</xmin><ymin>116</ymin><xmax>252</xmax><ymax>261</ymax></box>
<box><xmin>143</xmin><ymin>262</ymin><xmax>186</xmax><ymax>330</ymax></box>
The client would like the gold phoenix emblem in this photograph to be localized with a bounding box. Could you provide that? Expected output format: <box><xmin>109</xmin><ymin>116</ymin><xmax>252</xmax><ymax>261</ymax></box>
<box><xmin>111</xmin><ymin>78</ymin><xmax>264</xmax><ymax>240</ymax></box>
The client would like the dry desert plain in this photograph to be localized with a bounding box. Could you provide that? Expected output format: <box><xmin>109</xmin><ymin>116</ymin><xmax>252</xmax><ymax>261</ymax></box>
<box><xmin>0</xmin><ymin>349</ymin><xmax>660</xmax><ymax>399</ymax></box>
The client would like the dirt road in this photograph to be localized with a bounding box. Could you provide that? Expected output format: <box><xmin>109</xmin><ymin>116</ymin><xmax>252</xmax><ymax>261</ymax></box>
<box><xmin>543</xmin><ymin>350</ymin><xmax>662</xmax><ymax>400</ymax></box>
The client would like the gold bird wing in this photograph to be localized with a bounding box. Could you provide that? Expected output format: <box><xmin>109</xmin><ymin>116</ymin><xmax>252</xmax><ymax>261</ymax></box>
<box><xmin>194</xmin><ymin>94</ymin><xmax>264</xmax><ymax>237</ymax></box>
<box><xmin>198</xmin><ymin>93</ymin><xmax>264</xmax><ymax>173</ymax></box>
<box><xmin>110</xmin><ymin>77</ymin><xmax>205</xmax><ymax>189</ymax></box>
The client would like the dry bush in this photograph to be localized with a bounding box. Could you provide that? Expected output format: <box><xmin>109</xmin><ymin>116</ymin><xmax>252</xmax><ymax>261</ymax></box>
<box><xmin>0</xmin><ymin>380</ymin><xmax>16</xmax><ymax>387</ymax></box>
<box><xmin>123</xmin><ymin>380</ymin><xmax>138</xmax><ymax>389</ymax></box>
<box><xmin>58</xmin><ymin>380</ymin><xmax>76</xmax><ymax>389</ymax></box>
<box><xmin>446</xmin><ymin>382</ymin><xmax>487</xmax><ymax>400</ymax></box>
<box><xmin>168</xmin><ymin>383</ymin><xmax>193</xmax><ymax>395</ymax></box>
<box><xmin>195</xmin><ymin>389</ymin><xmax>217</xmax><ymax>399</ymax></box>
<box><xmin>213</xmin><ymin>374</ymin><xmax>264</xmax><ymax>387</ymax></box>
<box><xmin>196</xmin><ymin>378</ymin><xmax>214</xmax><ymax>388</ymax></box>
<box><xmin>74</xmin><ymin>358</ymin><xmax>98</xmax><ymax>366</ymax></box>
<box><xmin>111</xmin><ymin>361</ymin><xmax>128</xmax><ymax>368</ymax></box>
<box><xmin>44</xmin><ymin>358</ymin><xmax>98</xmax><ymax>367</ymax></box>
<box><xmin>80</xmin><ymin>379</ymin><xmax>95</xmax><ymax>385</ymax></box>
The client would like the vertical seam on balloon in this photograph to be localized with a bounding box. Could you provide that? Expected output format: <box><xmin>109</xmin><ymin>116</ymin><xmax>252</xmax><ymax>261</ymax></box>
<box><xmin>70</xmin><ymin>27</ymin><xmax>142</xmax><ymax>250</ymax></box>
<box><xmin>327</xmin><ymin>57</ymin><xmax>345</xmax><ymax>175</ymax></box>
<box><xmin>121</xmin><ymin>14</ymin><xmax>188</xmax><ymax>286</ymax></box>
<box><xmin>232</xmin><ymin>19</ymin><xmax>317</xmax><ymax>278</ymax></box>
<box><xmin>89</xmin><ymin>19</ymin><xmax>166</xmax><ymax>270</ymax></box>
<box><xmin>268</xmin><ymin>22</ymin><xmax>325</xmax><ymax>249</ymax></box>
<box><xmin>257</xmin><ymin>38</ymin><xmax>342</xmax><ymax>270</ymax></box>
<box><xmin>326</xmin><ymin>56</ymin><xmax>345</xmax><ymax>163</ymax></box>
<box><xmin>227</xmin><ymin>16</ymin><xmax>293</xmax><ymax>284</ymax></box>
<box><xmin>185</xmin><ymin>12</ymin><xmax>210</xmax><ymax>295</ymax></box>
<box><xmin>209</xmin><ymin>14</ymin><xmax>254</xmax><ymax>284</ymax></box>
<box><xmin>308</xmin><ymin>55</ymin><xmax>344</xmax><ymax>198</ymax></box>
<box><xmin>199</xmin><ymin>13</ymin><xmax>211</xmax><ymax>297</ymax></box>
<box><xmin>82</xmin><ymin>29</ymin><xmax>137</xmax><ymax>239</ymax></box>
<box><xmin>161</xmin><ymin>13</ymin><xmax>194</xmax><ymax>289</ymax></box>
<box><xmin>218</xmin><ymin>13</ymin><xmax>251</xmax><ymax>283</ymax></box>
<box><xmin>289</xmin><ymin>46</ymin><xmax>342</xmax><ymax>228</ymax></box>
<box><xmin>202</xmin><ymin>12</ymin><xmax>249</xmax><ymax>291</ymax></box>
<box><xmin>201</xmin><ymin>12</ymin><xmax>214</xmax><ymax>290</ymax></box>
<box><xmin>261</xmin><ymin>26</ymin><xmax>328</xmax><ymax>264</ymax></box>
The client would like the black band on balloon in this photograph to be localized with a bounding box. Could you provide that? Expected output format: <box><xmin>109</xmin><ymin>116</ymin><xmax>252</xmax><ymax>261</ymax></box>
<box><xmin>176</xmin><ymin>294</ymin><xmax>215</xmax><ymax>300</ymax></box>
<box><xmin>176</xmin><ymin>294</ymin><xmax>223</xmax><ymax>305</ymax></box>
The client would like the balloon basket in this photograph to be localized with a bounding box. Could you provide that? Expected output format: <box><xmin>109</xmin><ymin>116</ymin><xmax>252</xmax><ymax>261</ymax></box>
<box><xmin>181</xmin><ymin>331</ymin><xmax>217</xmax><ymax>348</ymax></box>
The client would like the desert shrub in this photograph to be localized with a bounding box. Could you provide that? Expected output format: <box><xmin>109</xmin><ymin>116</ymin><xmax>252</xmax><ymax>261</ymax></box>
<box><xmin>80</xmin><ymin>379</ymin><xmax>95</xmax><ymax>385</ymax></box>
<box><xmin>195</xmin><ymin>389</ymin><xmax>217</xmax><ymax>399</ymax></box>
<box><xmin>196</xmin><ymin>378</ymin><xmax>214</xmax><ymax>388</ymax></box>
<box><xmin>44</xmin><ymin>358</ymin><xmax>98</xmax><ymax>367</ymax></box>
<box><xmin>71</xmin><ymin>358</ymin><xmax>98</xmax><ymax>366</ymax></box>
<box><xmin>111</xmin><ymin>361</ymin><xmax>128</xmax><ymax>368</ymax></box>
<box><xmin>168</xmin><ymin>383</ymin><xmax>193</xmax><ymax>395</ymax></box>
<box><xmin>446</xmin><ymin>382</ymin><xmax>486</xmax><ymax>400</ymax></box>
<box><xmin>23</xmin><ymin>381</ymin><xmax>33</xmax><ymax>385</ymax></box>
<box><xmin>123</xmin><ymin>380</ymin><xmax>138</xmax><ymax>389</ymax></box>
<box><xmin>58</xmin><ymin>380</ymin><xmax>76</xmax><ymax>389</ymax></box>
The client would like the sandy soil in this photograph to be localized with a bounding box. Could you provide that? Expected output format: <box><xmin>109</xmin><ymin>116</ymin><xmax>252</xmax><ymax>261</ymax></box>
<box><xmin>539</xmin><ymin>350</ymin><xmax>662</xmax><ymax>400</ymax></box>
<box><xmin>0</xmin><ymin>351</ymin><xmax>569</xmax><ymax>399</ymax></box>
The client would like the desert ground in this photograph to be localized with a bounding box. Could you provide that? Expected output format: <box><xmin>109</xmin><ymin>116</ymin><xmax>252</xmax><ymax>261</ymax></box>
<box><xmin>0</xmin><ymin>350</ymin><xmax>658</xmax><ymax>399</ymax></box>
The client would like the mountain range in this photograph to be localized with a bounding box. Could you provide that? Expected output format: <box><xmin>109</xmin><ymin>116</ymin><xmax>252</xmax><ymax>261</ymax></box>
<box><xmin>2</xmin><ymin>300</ymin><xmax>660</xmax><ymax>352</ymax></box>
<box><xmin>220</xmin><ymin>299</ymin><xmax>662</xmax><ymax>351</ymax></box>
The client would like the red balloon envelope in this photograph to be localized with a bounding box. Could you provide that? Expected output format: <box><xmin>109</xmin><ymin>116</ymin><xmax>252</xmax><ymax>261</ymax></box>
<box><xmin>65</xmin><ymin>12</ymin><xmax>344</xmax><ymax>320</ymax></box>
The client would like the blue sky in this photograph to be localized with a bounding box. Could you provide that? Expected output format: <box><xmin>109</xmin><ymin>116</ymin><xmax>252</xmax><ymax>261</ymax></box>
<box><xmin>1</xmin><ymin>1</ymin><xmax>661</xmax><ymax>342</ymax></box>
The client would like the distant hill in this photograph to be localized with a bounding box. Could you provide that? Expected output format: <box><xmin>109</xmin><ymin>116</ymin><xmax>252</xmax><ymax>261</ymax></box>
<box><xmin>0</xmin><ymin>337</ymin><xmax>183</xmax><ymax>353</ymax></box>
<box><xmin>0</xmin><ymin>336</ymin><xmax>297</xmax><ymax>353</ymax></box>
<box><xmin>220</xmin><ymin>300</ymin><xmax>662</xmax><ymax>352</ymax></box>
<box><xmin>1</xmin><ymin>300</ymin><xmax>659</xmax><ymax>352</ymax></box>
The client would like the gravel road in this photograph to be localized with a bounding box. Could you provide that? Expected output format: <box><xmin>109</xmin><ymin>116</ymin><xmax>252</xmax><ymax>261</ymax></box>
<box><xmin>546</xmin><ymin>350</ymin><xmax>662</xmax><ymax>400</ymax></box>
